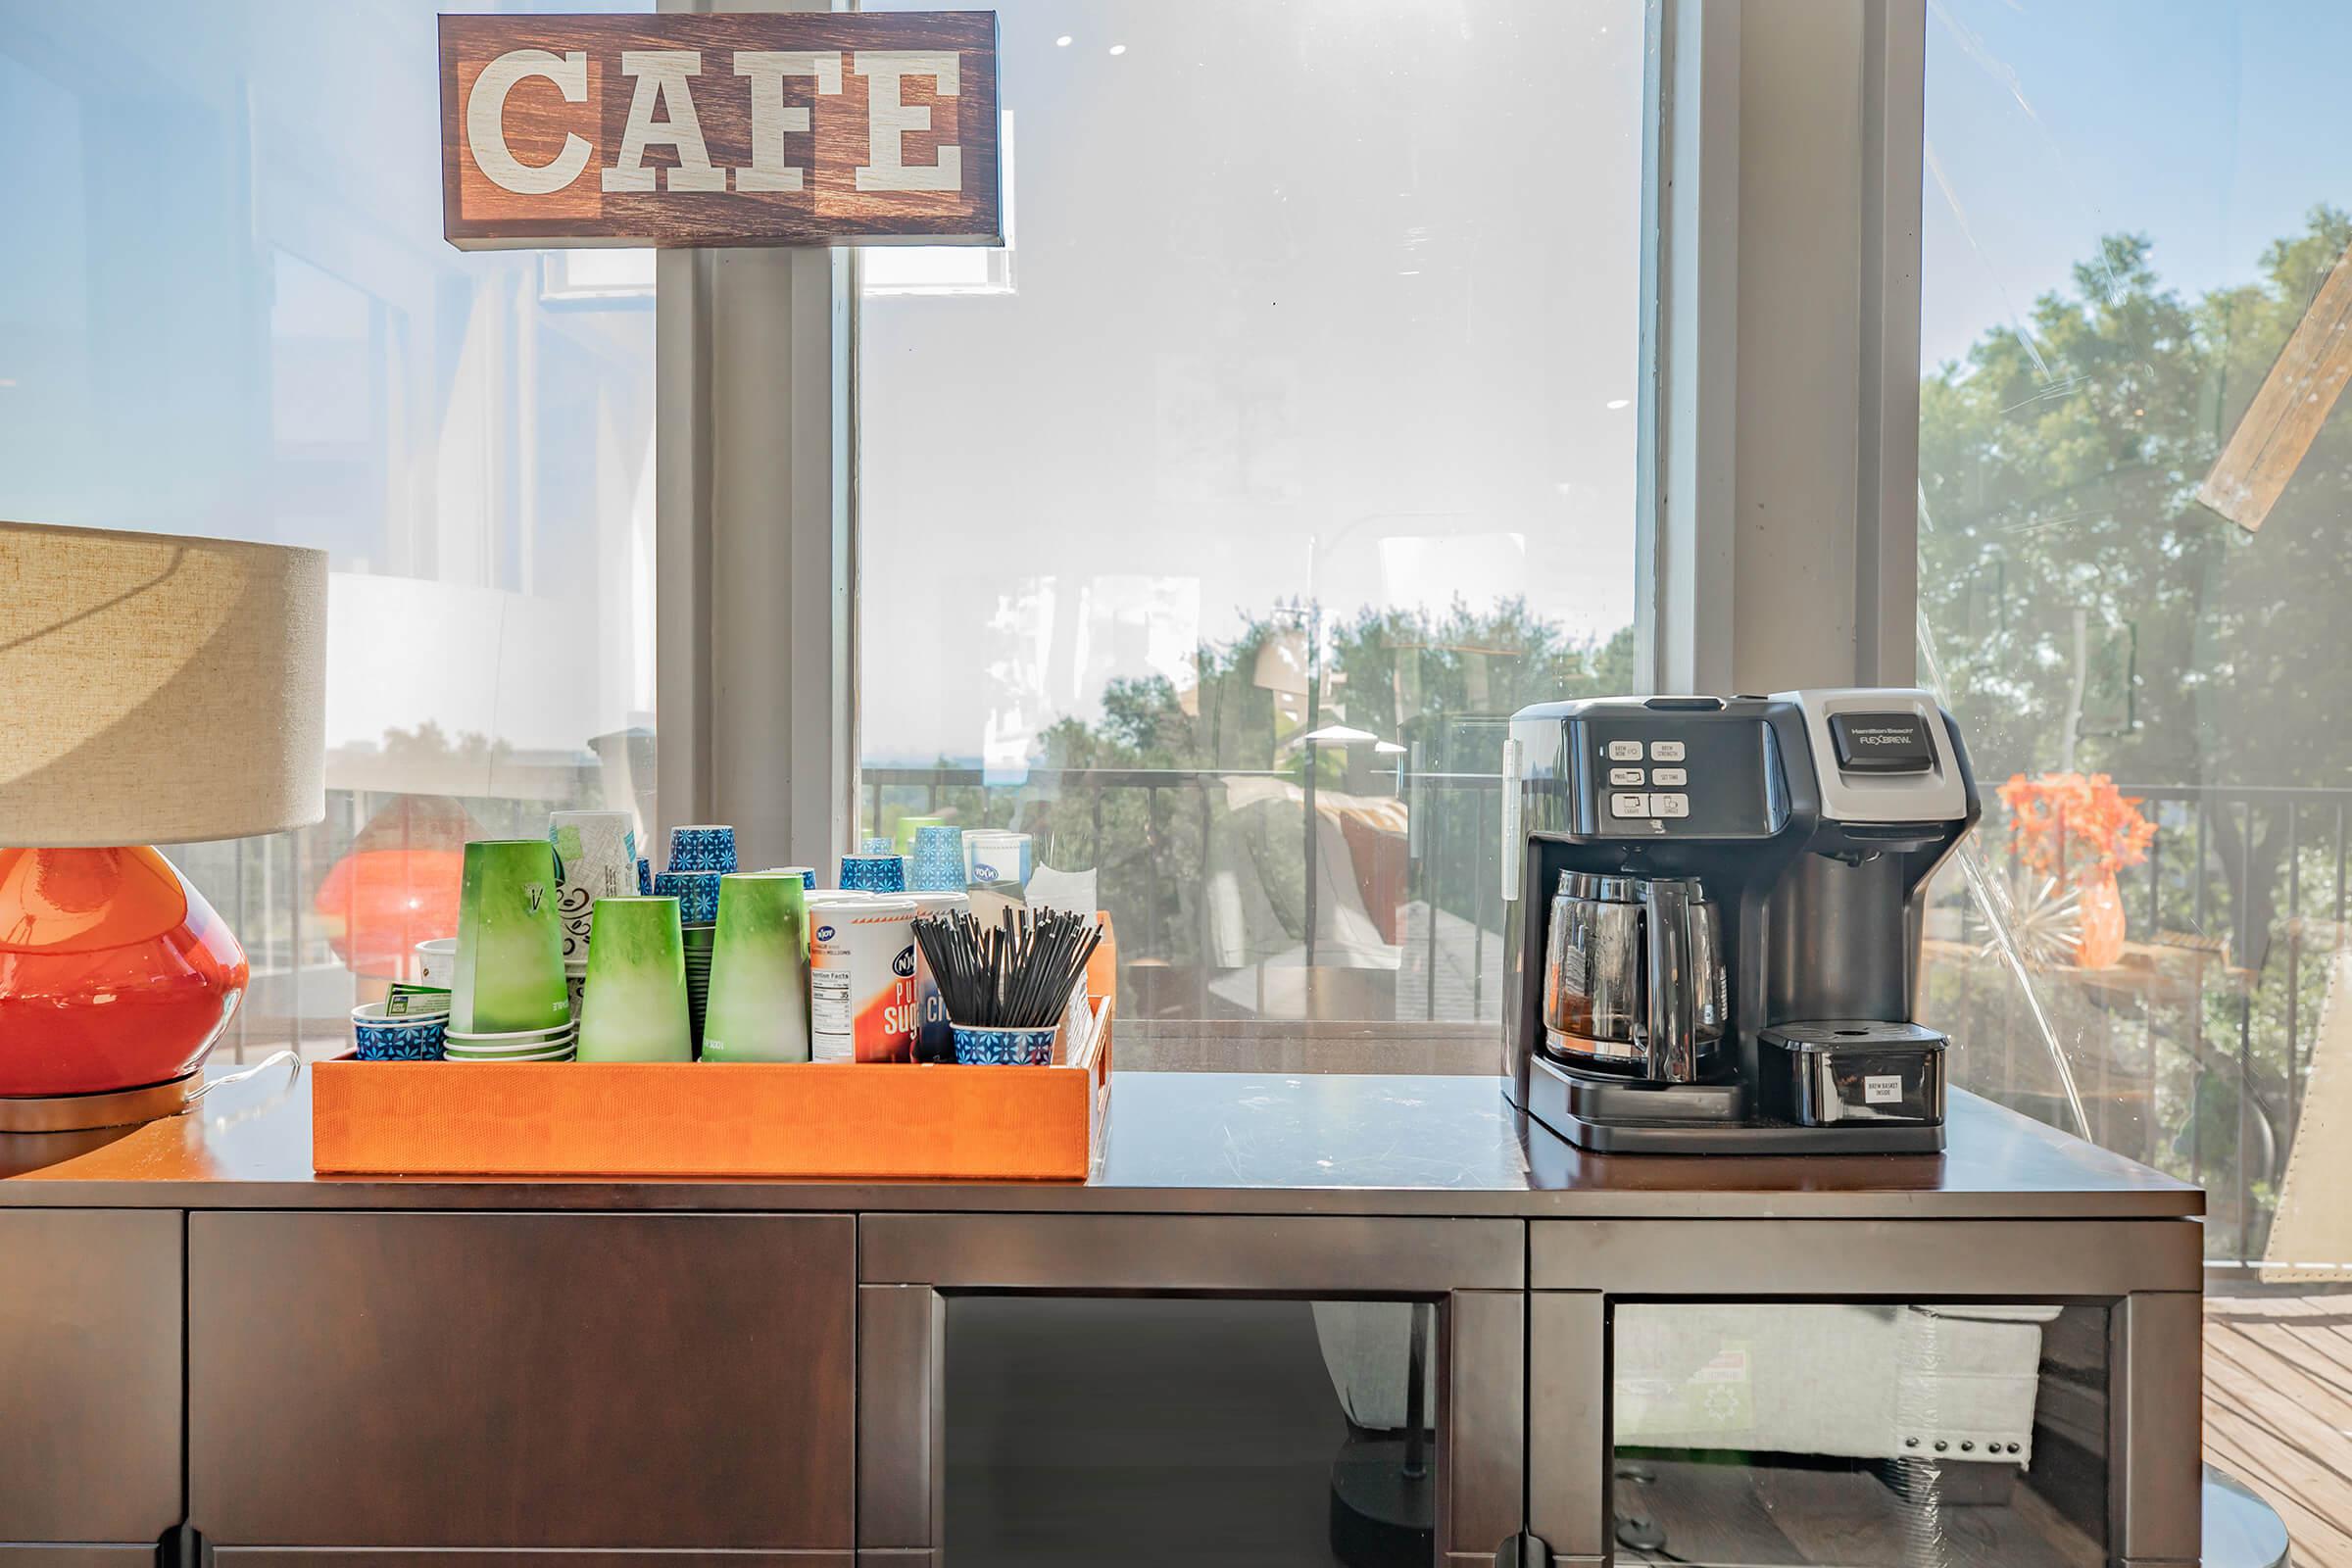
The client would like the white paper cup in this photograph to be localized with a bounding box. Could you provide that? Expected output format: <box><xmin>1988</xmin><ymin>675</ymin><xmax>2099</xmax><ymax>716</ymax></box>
<box><xmin>549</xmin><ymin>810</ymin><xmax>640</xmax><ymax>962</ymax></box>
<box><xmin>414</xmin><ymin>937</ymin><xmax>458</xmax><ymax>986</ymax></box>
<box><xmin>443</xmin><ymin>1048</ymin><xmax>574</xmax><ymax>1062</ymax></box>
<box><xmin>443</xmin><ymin>1023</ymin><xmax>576</xmax><ymax>1048</ymax></box>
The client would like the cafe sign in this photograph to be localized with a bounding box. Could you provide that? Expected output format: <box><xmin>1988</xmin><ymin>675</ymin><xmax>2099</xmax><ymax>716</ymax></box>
<box><xmin>439</xmin><ymin>11</ymin><xmax>1002</xmax><ymax>249</ymax></box>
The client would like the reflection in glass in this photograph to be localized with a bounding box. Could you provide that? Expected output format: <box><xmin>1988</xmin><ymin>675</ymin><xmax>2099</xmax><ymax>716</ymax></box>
<box><xmin>0</xmin><ymin>1</ymin><xmax>657</xmax><ymax>1057</ymax></box>
<box><xmin>858</xmin><ymin>0</ymin><xmax>1646</xmax><ymax>1029</ymax></box>
<box><xmin>1915</xmin><ymin>5</ymin><xmax>2350</xmax><ymax>1549</ymax></box>
<box><xmin>947</xmin><ymin>1297</ymin><xmax>1437</xmax><ymax>1568</ymax></box>
<box><xmin>1611</xmin><ymin>1303</ymin><xmax>2109</xmax><ymax>1567</ymax></box>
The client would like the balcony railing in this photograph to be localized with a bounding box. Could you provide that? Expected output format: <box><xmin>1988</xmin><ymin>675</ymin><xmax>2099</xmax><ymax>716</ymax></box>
<box><xmin>861</xmin><ymin>762</ymin><xmax>1513</xmax><ymax>1024</ymax></box>
<box><xmin>1946</xmin><ymin>781</ymin><xmax>2352</xmax><ymax>1274</ymax></box>
<box><xmin>185</xmin><ymin>768</ymin><xmax>2352</xmax><ymax>1272</ymax></box>
<box><xmin>869</xmin><ymin>766</ymin><xmax>2352</xmax><ymax>1272</ymax></box>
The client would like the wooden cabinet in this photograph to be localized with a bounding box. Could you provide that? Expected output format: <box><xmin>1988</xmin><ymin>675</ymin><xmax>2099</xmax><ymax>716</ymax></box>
<box><xmin>188</xmin><ymin>1211</ymin><xmax>855</xmax><ymax>1550</ymax></box>
<box><xmin>0</xmin><ymin>1209</ymin><xmax>181</xmax><ymax>1546</ymax></box>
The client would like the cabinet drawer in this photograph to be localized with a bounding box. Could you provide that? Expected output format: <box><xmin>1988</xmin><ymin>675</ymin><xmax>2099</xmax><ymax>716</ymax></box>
<box><xmin>190</xmin><ymin>1211</ymin><xmax>854</xmax><ymax>1549</ymax></box>
<box><xmin>212</xmin><ymin>1555</ymin><xmax>853</xmax><ymax>1567</ymax></box>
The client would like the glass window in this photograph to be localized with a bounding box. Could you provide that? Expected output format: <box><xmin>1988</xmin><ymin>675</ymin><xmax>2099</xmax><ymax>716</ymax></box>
<box><xmin>0</xmin><ymin>1</ymin><xmax>657</xmax><ymax>1060</ymax></box>
<box><xmin>1611</xmin><ymin>1302</ymin><xmax>2110</xmax><ymax>1567</ymax></box>
<box><xmin>947</xmin><ymin>1296</ymin><xmax>1440</xmax><ymax>1566</ymax></box>
<box><xmin>856</xmin><ymin>0</ymin><xmax>1647</xmax><ymax>1044</ymax></box>
<box><xmin>1918</xmin><ymin>3</ymin><xmax>2346</xmax><ymax>1555</ymax></box>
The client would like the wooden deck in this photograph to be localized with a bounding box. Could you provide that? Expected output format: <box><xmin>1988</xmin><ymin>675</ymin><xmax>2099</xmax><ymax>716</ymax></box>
<box><xmin>2206</xmin><ymin>1293</ymin><xmax>2352</xmax><ymax>1565</ymax></box>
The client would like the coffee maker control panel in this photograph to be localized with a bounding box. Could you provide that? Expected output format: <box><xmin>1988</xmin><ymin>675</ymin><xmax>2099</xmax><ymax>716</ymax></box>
<box><xmin>1562</xmin><ymin>699</ymin><xmax>1793</xmax><ymax>840</ymax></box>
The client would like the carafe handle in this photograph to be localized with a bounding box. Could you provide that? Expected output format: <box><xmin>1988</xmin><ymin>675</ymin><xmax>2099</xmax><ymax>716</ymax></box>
<box><xmin>1642</xmin><ymin>879</ymin><xmax>1697</xmax><ymax>1083</ymax></box>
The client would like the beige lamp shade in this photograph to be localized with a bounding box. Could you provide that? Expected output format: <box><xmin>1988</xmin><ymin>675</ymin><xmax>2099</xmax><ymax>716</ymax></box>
<box><xmin>0</xmin><ymin>520</ymin><xmax>327</xmax><ymax>847</ymax></box>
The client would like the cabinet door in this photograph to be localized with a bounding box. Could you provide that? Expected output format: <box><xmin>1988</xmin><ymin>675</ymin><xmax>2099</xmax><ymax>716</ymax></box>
<box><xmin>189</xmin><ymin>1211</ymin><xmax>854</xmax><ymax>1550</ymax></box>
<box><xmin>0</xmin><ymin>1208</ymin><xmax>181</xmax><ymax>1544</ymax></box>
<box><xmin>858</xmin><ymin>1213</ymin><xmax>1527</xmax><ymax>1564</ymax></box>
<box><xmin>1527</xmin><ymin>1218</ymin><xmax>2203</xmax><ymax>1567</ymax></box>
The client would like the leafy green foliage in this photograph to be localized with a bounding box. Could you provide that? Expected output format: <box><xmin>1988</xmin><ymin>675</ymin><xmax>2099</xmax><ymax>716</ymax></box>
<box><xmin>1922</xmin><ymin>209</ymin><xmax>2352</xmax><ymax>794</ymax></box>
<box><xmin>1923</xmin><ymin>210</ymin><xmax>2352</xmax><ymax>1257</ymax></box>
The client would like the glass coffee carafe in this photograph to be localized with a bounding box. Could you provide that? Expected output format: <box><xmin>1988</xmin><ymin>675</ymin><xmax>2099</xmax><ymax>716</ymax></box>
<box><xmin>1542</xmin><ymin>872</ymin><xmax>1725</xmax><ymax>1082</ymax></box>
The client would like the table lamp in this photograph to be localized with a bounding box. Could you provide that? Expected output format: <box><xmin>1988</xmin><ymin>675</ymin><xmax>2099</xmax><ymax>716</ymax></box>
<box><xmin>0</xmin><ymin>520</ymin><xmax>325</xmax><ymax>1128</ymax></box>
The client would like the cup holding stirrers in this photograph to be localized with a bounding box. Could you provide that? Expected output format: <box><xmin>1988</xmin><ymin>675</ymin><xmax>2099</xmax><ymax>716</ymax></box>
<box><xmin>910</xmin><ymin>906</ymin><xmax>1103</xmax><ymax>1066</ymax></box>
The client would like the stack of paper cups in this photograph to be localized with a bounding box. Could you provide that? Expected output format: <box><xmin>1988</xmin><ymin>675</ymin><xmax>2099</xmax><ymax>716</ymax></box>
<box><xmin>908</xmin><ymin>825</ymin><xmax>967</xmax><ymax>892</ymax></box>
<box><xmin>962</xmin><ymin>831</ymin><xmax>1033</xmax><ymax>888</ymax></box>
<box><xmin>907</xmin><ymin>889</ymin><xmax>972</xmax><ymax>1062</ymax></box>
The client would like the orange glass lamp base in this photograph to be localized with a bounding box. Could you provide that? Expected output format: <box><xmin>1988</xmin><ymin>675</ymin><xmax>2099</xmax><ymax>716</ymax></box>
<box><xmin>0</xmin><ymin>846</ymin><xmax>249</xmax><ymax>1099</ymax></box>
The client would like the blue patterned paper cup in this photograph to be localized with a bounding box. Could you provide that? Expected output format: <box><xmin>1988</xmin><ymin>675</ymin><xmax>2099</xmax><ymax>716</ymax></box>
<box><xmin>636</xmin><ymin>856</ymin><xmax>653</xmax><ymax>895</ymax></box>
<box><xmin>352</xmin><ymin>1002</ymin><xmax>447</xmax><ymax>1061</ymax></box>
<box><xmin>666</xmin><ymin>824</ymin><xmax>739</xmax><ymax>874</ymax></box>
<box><xmin>951</xmin><ymin>1023</ymin><xmax>1057</xmax><ymax>1066</ymax></box>
<box><xmin>840</xmin><ymin>853</ymin><xmax>907</xmax><ymax>893</ymax></box>
<box><xmin>653</xmin><ymin>868</ymin><xmax>722</xmax><ymax>924</ymax></box>
<box><xmin>909</xmin><ymin>825</ymin><xmax>967</xmax><ymax>892</ymax></box>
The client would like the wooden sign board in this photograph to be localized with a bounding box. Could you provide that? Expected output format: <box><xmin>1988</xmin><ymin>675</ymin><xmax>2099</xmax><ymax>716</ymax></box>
<box><xmin>439</xmin><ymin>11</ymin><xmax>1001</xmax><ymax>250</ymax></box>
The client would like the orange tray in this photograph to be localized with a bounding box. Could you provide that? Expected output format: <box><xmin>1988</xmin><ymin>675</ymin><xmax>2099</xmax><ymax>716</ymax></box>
<box><xmin>313</xmin><ymin>995</ymin><xmax>1111</xmax><ymax>1182</ymax></box>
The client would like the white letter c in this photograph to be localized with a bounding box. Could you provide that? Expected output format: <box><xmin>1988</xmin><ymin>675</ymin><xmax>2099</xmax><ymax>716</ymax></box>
<box><xmin>467</xmin><ymin>49</ymin><xmax>592</xmax><ymax>195</ymax></box>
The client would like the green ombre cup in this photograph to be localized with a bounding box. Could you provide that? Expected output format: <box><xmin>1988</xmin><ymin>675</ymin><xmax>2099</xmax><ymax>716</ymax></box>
<box><xmin>702</xmin><ymin>873</ymin><xmax>813</xmax><ymax>1063</ymax></box>
<box><xmin>453</xmin><ymin>839</ymin><xmax>570</xmax><ymax>1035</ymax></box>
<box><xmin>892</xmin><ymin>814</ymin><xmax>947</xmax><ymax>855</ymax></box>
<box><xmin>576</xmin><ymin>896</ymin><xmax>693</xmax><ymax>1063</ymax></box>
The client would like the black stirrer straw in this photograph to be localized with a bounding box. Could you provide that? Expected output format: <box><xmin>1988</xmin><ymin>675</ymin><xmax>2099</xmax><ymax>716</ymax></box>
<box><xmin>913</xmin><ymin>907</ymin><xmax>1104</xmax><ymax>1032</ymax></box>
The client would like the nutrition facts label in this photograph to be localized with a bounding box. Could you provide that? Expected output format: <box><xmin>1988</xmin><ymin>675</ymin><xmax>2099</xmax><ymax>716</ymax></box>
<box><xmin>811</xmin><ymin>970</ymin><xmax>853</xmax><ymax>1060</ymax></box>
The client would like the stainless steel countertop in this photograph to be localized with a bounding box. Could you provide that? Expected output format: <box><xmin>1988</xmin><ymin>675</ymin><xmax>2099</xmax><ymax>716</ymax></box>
<box><xmin>0</xmin><ymin>1067</ymin><xmax>2201</xmax><ymax>1219</ymax></box>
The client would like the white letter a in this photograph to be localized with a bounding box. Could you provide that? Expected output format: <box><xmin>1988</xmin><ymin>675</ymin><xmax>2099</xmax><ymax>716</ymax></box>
<box><xmin>604</xmin><ymin>50</ymin><xmax>725</xmax><ymax>192</ymax></box>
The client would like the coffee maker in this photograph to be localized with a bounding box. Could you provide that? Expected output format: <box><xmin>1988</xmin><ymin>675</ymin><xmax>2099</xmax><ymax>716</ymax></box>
<box><xmin>1500</xmin><ymin>690</ymin><xmax>1979</xmax><ymax>1153</ymax></box>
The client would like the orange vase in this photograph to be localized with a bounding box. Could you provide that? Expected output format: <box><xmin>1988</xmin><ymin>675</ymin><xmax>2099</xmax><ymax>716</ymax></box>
<box><xmin>0</xmin><ymin>846</ymin><xmax>249</xmax><ymax>1097</ymax></box>
<box><xmin>2075</xmin><ymin>869</ymin><xmax>2127</xmax><ymax>970</ymax></box>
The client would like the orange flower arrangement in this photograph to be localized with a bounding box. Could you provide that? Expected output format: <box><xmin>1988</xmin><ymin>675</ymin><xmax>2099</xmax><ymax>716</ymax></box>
<box><xmin>1996</xmin><ymin>771</ymin><xmax>2157</xmax><ymax>883</ymax></box>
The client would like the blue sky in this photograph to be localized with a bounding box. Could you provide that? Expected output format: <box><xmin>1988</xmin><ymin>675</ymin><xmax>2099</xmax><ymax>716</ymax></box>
<box><xmin>5</xmin><ymin>0</ymin><xmax>2343</xmax><ymax>764</ymax></box>
<box><xmin>1923</xmin><ymin>0</ymin><xmax>2352</xmax><ymax>369</ymax></box>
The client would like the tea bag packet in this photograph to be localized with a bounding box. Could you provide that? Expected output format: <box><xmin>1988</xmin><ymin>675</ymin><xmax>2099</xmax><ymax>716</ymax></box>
<box><xmin>1023</xmin><ymin>865</ymin><xmax>1100</xmax><ymax>1018</ymax></box>
<box><xmin>1024</xmin><ymin>863</ymin><xmax>1098</xmax><ymax>919</ymax></box>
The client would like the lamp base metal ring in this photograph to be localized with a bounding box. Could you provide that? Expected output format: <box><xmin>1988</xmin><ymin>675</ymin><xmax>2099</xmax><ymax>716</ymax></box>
<box><xmin>0</xmin><ymin>1069</ymin><xmax>204</xmax><ymax>1133</ymax></box>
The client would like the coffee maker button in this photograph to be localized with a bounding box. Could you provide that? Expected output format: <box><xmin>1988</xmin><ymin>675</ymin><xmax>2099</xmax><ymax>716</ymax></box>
<box><xmin>1651</xmin><ymin>766</ymin><xmax>1688</xmax><ymax>787</ymax></box>
<box><xmin>1609</xmin><ymin>766</ymin><xmax>1645</xmax><ymax>786</ymax></box>
<box><xmin>1654</xmin><ymin>793</ymin><xmax>1690</xmax><ymax>817</ymax></box>
<box><xmin>1607</xmin><ymin>740</ymin><xmax>1643</xmax><ymax>761</ymax></box>
<box><xmin>1650</xmin><ymin>740</ymin><xmax>1687</xmax><ymax>761</ymax></box>
<box><xmin>1610</xmin><ymin>792</ymin><xmax>1653</xmax><ymax>818</ymax></box>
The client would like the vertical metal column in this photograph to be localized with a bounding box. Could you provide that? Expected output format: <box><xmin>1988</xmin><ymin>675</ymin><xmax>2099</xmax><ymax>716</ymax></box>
<box><xmin>1855</xmin><ymin>0</ymin><xmax>1926</xmax><ymax>687</ymax></box>
<box><xmin>1303</xmin><ymin>604</ymin><xmax>1322</xmax><ymax>979</ymax></box>
<box><xmin>2110</xmin><ymin>1291</ymin><xmax>2206</xmax><ymax>1565</ymax></box>
<box><xmin>655</xmin><ymin>0</ymin><xmax>857</xmax><ymax>875</ymax></box>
